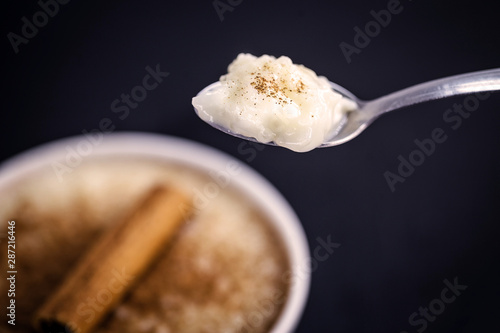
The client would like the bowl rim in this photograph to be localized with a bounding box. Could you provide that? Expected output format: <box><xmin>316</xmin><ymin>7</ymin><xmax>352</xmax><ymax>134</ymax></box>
<box><xmin>0</xmin><ymin>132</ymin><xmax>311</xmax><ymax>333</ymax></box>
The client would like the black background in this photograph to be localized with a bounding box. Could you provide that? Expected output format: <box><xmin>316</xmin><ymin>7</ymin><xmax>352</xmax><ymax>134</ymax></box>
<box><xmin>2</xmin><ymin>1</ymin><xmax>499</xmax><ymax>332</ymax></box>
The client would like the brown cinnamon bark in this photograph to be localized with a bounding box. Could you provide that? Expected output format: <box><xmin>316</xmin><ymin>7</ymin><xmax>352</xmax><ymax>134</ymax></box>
<box><xmin>34</xmin><ymin>186</ymin><xmax>192</xmax><ymax>333</ymax></box>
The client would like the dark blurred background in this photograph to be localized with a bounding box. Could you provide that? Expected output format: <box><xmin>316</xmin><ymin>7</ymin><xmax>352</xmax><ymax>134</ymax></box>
<box><xmin>1</xmin><ymin>0</ymin><xmax>499</xmax><ymax>332</ymax></box>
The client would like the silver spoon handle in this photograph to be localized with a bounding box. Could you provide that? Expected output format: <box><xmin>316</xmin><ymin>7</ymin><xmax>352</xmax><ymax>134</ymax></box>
<box><xmin>365</xmin><ymin>68</ymin><xmax>500</xmax><ymax>116</ymax></box>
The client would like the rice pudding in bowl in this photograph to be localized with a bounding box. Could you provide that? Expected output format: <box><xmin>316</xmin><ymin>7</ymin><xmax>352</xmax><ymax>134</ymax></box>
<box><xmin>0</xmin><ymin>133</ymin><xmax>310</xmax><ymax>333</ymax></box>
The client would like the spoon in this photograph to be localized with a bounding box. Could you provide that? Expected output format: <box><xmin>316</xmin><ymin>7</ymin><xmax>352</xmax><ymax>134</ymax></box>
<box><xmin>194</xmin><ymin>68</ymin><xmax>500</xmax><ymax>148</ymax></box>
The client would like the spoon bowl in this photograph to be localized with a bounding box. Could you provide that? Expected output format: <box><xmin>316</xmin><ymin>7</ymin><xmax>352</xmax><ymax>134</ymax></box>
<box><xmin>194</xmin><ymin>68</ymin><xmax>500</xmax><ymax>149</ymax></box>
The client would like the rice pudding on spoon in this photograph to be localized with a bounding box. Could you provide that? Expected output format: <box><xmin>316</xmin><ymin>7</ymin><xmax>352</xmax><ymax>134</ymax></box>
<box><xmin>192</xmin><ymin>53</ymin><xmax>356</xmax><ymax>152</ymax></box>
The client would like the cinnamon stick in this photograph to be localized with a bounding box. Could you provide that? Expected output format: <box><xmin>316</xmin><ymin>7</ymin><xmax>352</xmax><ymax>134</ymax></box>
<box><xmin>34</xmin><ymin>186</ymin><xmax>192</xmax><ymax>333</ymax></box>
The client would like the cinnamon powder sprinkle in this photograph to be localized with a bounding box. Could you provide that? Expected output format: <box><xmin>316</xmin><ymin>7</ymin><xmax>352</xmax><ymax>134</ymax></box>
<box><xmin>249</xmin><ymin>65</ymin><xmax>307</xmax><ymax>106</ymax></box>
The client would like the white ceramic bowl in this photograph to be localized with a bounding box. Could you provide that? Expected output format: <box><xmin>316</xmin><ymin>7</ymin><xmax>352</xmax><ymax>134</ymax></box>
<box><xmin>0</xmin><ymin>132</ymin><xmax>310</xmax><ymax>333</ymax></box>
